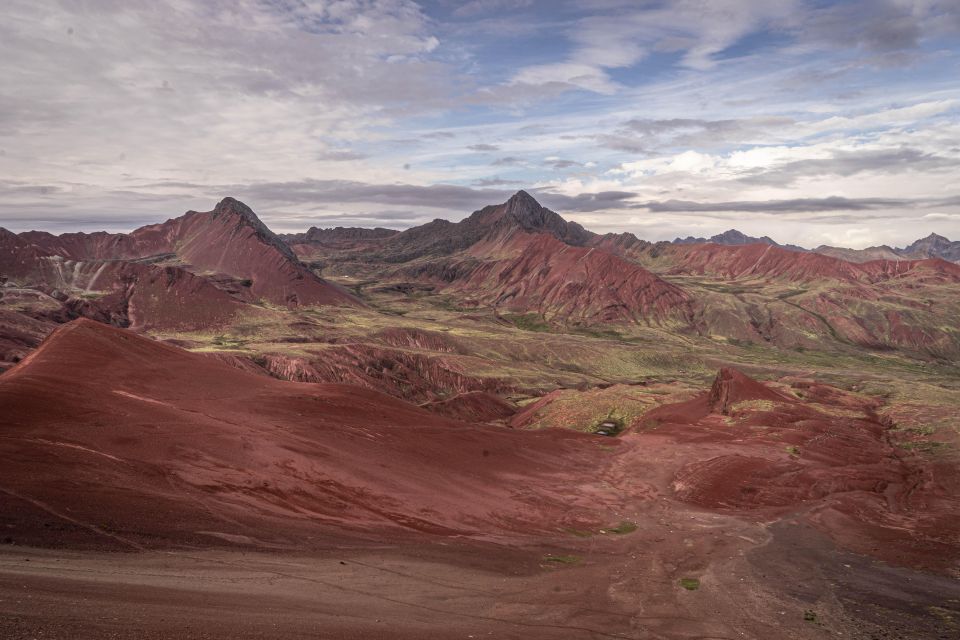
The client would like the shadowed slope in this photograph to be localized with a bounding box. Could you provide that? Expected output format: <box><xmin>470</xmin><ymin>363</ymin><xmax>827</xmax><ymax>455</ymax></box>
<box><xmin>371</xmin><ymin>190</ymin><xmax>593</xmax><ymax>263</ymax></box>
<box><xmin>0</xmin><ymin>318</ymin><xmax>615</xmax><ymax>549</ymax></box>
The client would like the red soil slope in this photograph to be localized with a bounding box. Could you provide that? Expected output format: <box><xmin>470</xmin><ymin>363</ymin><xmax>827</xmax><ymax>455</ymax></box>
<box><xmin>420</xmin><ymin>391</ymin><xmax>516</xmax><ymax>422</ymax></box>
<box><xmin>633</xmin><ymin>368</ymin><xmax>960</xmax><ymax>571</ymax></box>
<box><xmin>667</xmin><ymin>242</ymin><xmax>960</xmax><ymax>284</ymax></box>
<box><xmin>2</xmin><ymin>228</ymin><xmax>241</xmax><ymax>331</ymax></box>
<box><xmin>0</xmin><ymin>318</ymin><xmax>615</xmax><ymax>549</ymax></box>
<box><xmin>426</xmin><ymin>228</ymin><xmax>693</xmax><ymax>325</ymax></box>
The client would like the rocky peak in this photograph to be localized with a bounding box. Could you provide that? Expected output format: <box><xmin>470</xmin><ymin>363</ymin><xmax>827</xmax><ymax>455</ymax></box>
<box><xmin>716</xmin><ymin>229</ymin><xmax>773</xmax><ymax>245</ymax></box>
<box><xmin>495</xmin><ymin>190</ymin><xmax>590</xmax><ymax>245</ymax></box>
<box><xmin>207</xmin><ymin>197</ymin><xmax>297</xmax><ymax>262</ymax></box>
<box><xmin>906</xmin><ymin>233</ymin><xmax>952</xmax><ymax>250</ymax></box>
<box><xmin>901</xmin><ymin>233</ymin><xmax>960</xmax><ymax>263</ymax></box>
<box><xmin>675</xmin><ymin>229</ymin><xmax>777</xmax><ymax>247</ymax></box>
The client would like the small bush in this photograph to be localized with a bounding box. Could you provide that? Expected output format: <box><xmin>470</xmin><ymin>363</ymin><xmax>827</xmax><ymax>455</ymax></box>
<box><xmin>679</xmin><ymin>577</ymin><xmax>700</xmax><ymax>591</ymax></box>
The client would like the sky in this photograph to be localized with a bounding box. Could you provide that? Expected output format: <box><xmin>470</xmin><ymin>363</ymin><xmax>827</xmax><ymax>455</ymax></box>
<box><xmin>1</xmin><ymin>0</ymin><xmax>959</xmax><ymax>248</ymax></box>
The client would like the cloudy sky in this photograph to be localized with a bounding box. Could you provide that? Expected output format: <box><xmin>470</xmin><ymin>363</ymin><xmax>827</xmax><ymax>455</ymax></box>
<box><xmin>1</xmin><ymin>0</ymin><xmax>959</xmax><ymax>248</ymax></box>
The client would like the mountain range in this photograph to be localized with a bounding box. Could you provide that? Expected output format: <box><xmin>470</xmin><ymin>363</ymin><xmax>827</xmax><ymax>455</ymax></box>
<box><xmin>673</xmin><ymin>228</ymin><xmax>960</xmax><ymax>264</ymax></box>
<box><xmin>4</xmin><ymin>191</ymin><xmax>960</xmax><ymax>374</ymax></box>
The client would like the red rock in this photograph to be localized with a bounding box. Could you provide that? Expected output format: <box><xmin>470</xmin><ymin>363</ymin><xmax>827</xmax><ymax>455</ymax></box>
<box><xmin>707</xmin><ymin>367</ymin><xmax>793</xmax><ymax>414</ymax></box>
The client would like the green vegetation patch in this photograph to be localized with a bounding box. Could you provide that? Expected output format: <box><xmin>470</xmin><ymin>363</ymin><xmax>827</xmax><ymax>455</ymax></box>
<box><xmin>900</xmin><ymin>440</ymin><xmax>949</xmax><ymax>453</ymax></box>
<box><xmin>679</xmin><ymin>577</ymin><xmax>700</xmax><ymax>591</ymax></box>
<box><xmin>602</xmin><ymin>521</ymin><xmax>638</xmax><ymax>535</ymax></box>
<box><xmin>504</xmin><ymin>313</ymin><xmax>552</xmax><ymax>332</ymax></box>
<box><xmin>729</xmin><ymin>399</ymin><xmax>777</xmax><ymax>413</ymax></box>
<box><xmin>210</xmin><ymin>335</ymin><xmax>248</xmax><ymax>349</ymax></box>
<box><xmin>572</xmin><ymin>327</ymin><xmax>625</xmax><ymax>341</ymax></box>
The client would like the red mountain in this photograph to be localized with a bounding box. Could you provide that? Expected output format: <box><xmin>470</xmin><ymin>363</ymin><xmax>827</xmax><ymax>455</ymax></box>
<box><xmin>449</xmin><ymin>227</ymin><xmax>692</xmax><ymax>325</ymax></box>
<box><xmin>665</xmin><ymin>242</ymin><xmax>960</xmax><ymax>284</ymax></box>
<box><xmin>327</xmin><ymin>191</ymin><xmax>693</xmax><ymax>326</ymax></box>
<box><xmin>367</xmin><ymin>190</ymin><xmax>594</xmax><ymax>264</ymax></box>
<box><xmin>0</xmin><ymin>318</ymin><xmax>614</xmax><ymax>549</ymax></box>
<box><xmin>18</xmin><ymin>198</ymin><xmax>356</xmax><ymax>307</ymax></box>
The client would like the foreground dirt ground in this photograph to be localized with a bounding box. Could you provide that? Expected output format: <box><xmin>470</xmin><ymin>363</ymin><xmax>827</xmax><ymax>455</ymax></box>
<box><xmin>2</xmin><ymin>511</ymin><xmax>957</xmax><ymax>640</ymax></box>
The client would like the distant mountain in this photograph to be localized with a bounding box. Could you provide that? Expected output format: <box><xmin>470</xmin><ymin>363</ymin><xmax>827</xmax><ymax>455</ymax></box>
<box><xmin>371</xmin><ymin>190</ymin><xmax>594</xmax><ymax>263</ymax></box>
<box><xmin>670</xmin><ymin>229</ymin><xmax>960</xmax><ymax>265</ymax></box>
<box><xmin>665</xmin><ymin>242</ymin><xmax>960</xmax><ymax>284</ymax></box>
<box><xmin>281</xmin><ymin>226</ymin><xmax>399</xmax><ymax>249</ymax></box>
<box><xmin>813</xmin><ymin>233</ymin><xmax>960</xmax><ymax>264</ymax></box>
<box><xmin>284</xmin><ymin>190</ymin><xmax>691</xmax><ymax>325</ymax></box>
<box><xmin>901</xmin><ymin>233</ymin><xmax>960</xmax><ymax>263</ymax></box>
<box><xmin>812</xmin><ymin>244</ymin><xmax>904</xmax><ymax>263</ymax></box>
<box><xmin>672</xmin><ymin>229</ymin><xmax>807</xmax><ymax>252</ymax></box>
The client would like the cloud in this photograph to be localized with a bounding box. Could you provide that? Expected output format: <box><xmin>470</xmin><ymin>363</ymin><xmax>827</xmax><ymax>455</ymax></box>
<box><xmin>507</xmin><ymin>0</ymin><xmax>801</xmax><ymax>95</ymax></box>
<box><xmin>535</xmin><ymin>189</ymin><xmax>639</xmax><ymax>212</ymax></box>
<box><xmin>472</xmin><ymin>176</ymin><xmax>523</xmax><ymax>187</ymax></box>
<box><xmin>544</xmin><ymin>158</ymin><xmax>582</xmax><ymax>169</ymax></box>
<box><xmin>598</xmin><ymin>116</ymin><xmax>796</xmax><ymax>153</ymax></box>
<box><xmin>0</xmin><ymin>0</ymin><xmax>455</xmax><ymax>193</ymax></box>
<box><xmin>201</xmin><ymin>179</ymin><xmax>516</xmax><ymax>216</ymax></box>
<box><xmin>641</xmin><ymin>196</ymin><xmax>910</xmax><ymax>214</ymax></box>
<box><xmin>316</xmin><ymin>149</ymin><xmax>369</xmax><ymax>161</ymax></box>
<box><xmin>737</xmin><ymin>147</ymin><xmax>957</xmax><ymax>186</ymax></box>
<box><xmin>467</xmin><ymin>143</ymin><xmax>500</xmax><ymax>151</ymax></box>
<box><xmin>797</xmin><ymin>0</ymin><xmax>946</xmax><ymax>54</ymax></box>
<box><xmin>451</xmin><ymin>0</ymin><xmax>536</xmax><ymax>18</ymax></box>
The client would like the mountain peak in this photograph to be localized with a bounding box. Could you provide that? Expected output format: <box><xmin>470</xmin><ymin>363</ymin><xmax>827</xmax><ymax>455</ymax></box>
<box><xmin>206</xmin><ymin>197</ymin><xmax>297</xmax><ymax>262</ymax></box>
<box><xmin>494</xmin><ymin>190</ymin><xmax>590</xmax><ymax>245</ymax></box>
<box><xmin>504</xmin><ymin>190</ymin><xmax>546</xmax><ymax>222</ymax></box>
<box><xmin>506</xmin><ymin>189</ymin><xmax>539</xmax><ymax>207</ymax></box>
<box><xmin>674</xmin><ymin>228</ymin><xmax>782</xmax><ymax>248</ymax></box>
<box><xmin>212</xmin><ymin>197</ymin><xmax>264</xmax><ymax>227</ymax></box>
